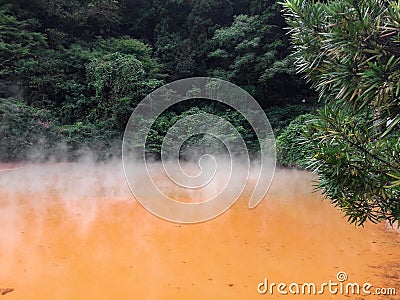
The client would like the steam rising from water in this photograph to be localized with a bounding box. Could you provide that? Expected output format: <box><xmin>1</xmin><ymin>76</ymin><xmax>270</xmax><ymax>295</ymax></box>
<box><xmin>0</xmin><ymin>156</ymin><xmax>268</xmax><ymax>228</ymax></box>
<box><xmin>0</xmin><ymin>157</ymin><xmax>268</xmax><ymax>262</ymax></box>
<box><xmin>122</xmin><ymin>77</ymin><xmax>276</xmax><ymax>223</ymax></box>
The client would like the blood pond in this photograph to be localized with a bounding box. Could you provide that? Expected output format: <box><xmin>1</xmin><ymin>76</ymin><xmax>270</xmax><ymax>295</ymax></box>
<box><xmin>0</xmin><ymin>163</ymin><xmax>399</xmax><ymax>299</ymax></box>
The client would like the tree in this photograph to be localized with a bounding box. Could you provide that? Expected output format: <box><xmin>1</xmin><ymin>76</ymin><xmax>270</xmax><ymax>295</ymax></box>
<box><xmin>8</xmin><ymin>0</ymin><xmax>122</xmax><ymax>38</ymax></box>
<box><xmin>154</xmin><ymin>32</ymin><xmax>196</xmax><ymax>81</ymax></box>
<box><xmin>186</xmin><ymin>0</ymin><xmax>233</xmax><ymax>72</ymax></box>
<box><xmin>84</xmin><ymin>38</ymin><xmax>164</xmax><ymax>130</ymax></box>
<box><xmin>282</xmin><ymin>0</ymin><xmax>400</xmax><ymax>225</ymax></box>
<box><xmin>0</xmin><ymin>97</ymin><xmax>60</xmax><ymax>161</ymax></box>
<box><xmin>276</xmin><ymin>114</ymin><xmax>315</xmax><ymax>168</ymax></box>
<box><xmin>1</xmin><ymin>0</ymin><xmax>315</xmax><ymax>161</ymax></box>
<box><xmin>0</xmin><ymin>4</ymin><xmax>46</xmax><ymax>91</ymax></box>
<box><xmin>208</xmin><ymin>5</ymin><xmax>309</xmax><ymax>107</ymax></box>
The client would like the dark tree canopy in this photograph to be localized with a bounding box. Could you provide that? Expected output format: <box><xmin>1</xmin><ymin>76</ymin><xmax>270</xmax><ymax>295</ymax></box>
<box><xmin>1</xmin><ymin>0</ymin><xmax>314</xmax><ymax>162</ymax></box>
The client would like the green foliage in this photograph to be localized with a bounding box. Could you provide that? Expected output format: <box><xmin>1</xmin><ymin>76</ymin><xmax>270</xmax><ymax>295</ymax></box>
<box><xmin>267</xmin><ymin>104</ymin><xmax>316</xmax><ymax>136</ymax></box>
<box><xmin>9</xmin><ymin>0</ymin><xmax>122</xmax><ymax>38</ymax></box>
<box><xmin>1</xmin><ymin>0</ymin><xmax>314</xmax><ymax>163</ymax></box>
<box><xmin>58</xmin><ymin>121</ymin><xmax>121</xmax><ymax>160</ymax></box>
<box><xmin>305</xmin><ymin>104</ymin><xmax>400</xmax><ymax>225</ymax></box>
<box><xmin>186</xmin><ymin>0</ymin><xmax>234</xmax><ymax>72</ymax></box>
<box><xmin>276</xmin><ymin>114</ymin><xmax>315</xmax><ymax>168</ymax></box>
<box><xmin>155</xmin><ymin>32</ymin><xmax>195</xmax><ymax>81</ymax></box>
<box><xmin>84</xmin><ymin>38</ymin><xmax>164</xmax><ymax>130</ymax></box>
<box><xmin>0</xmin><ymin>97</ymin><xmax>59</xmax><ymax>161</ymax></box>
<box><xmin>142</xmin><ymin>104</ymin><xmax>262</xmax><ymax>159</ymax></box>
<box><xmin>282</xmin><ymin>0</ymin><xmax>400</xmax><ymax>225</ymax></box>
<box><xmin>0</xmin><ymin>97</ymin><xmax>122</xmax><ymax>161</ymax></box>
<box><xmin>282</xmin><ymin>0</ymin><xmax>400</xmax><ymax>130</ymax></box>
<box><xmin>0</xmin><ymin>5</ymin><xmax>46</xmax><ymax>82</ymax></box>
<box><xmin>94</xmin><ymin>38</ymin><xmax>161</xmax><ymax>76</ymax></box>
<box><xmin>11</xmin><ymin>32</ymin><xmax>164</xmax><ymax>132</ymax></box>
<box><xmin>87</xmin><ymin>52</ymin><xmax>144</xmax><ymax>99</ymax></box>
<box><xmin>0</xmin><ymin>5</ymin><xmax>165</xmax><ymax>161</ymax></box>
<box><xmin>207</xmin><ymin>5</ymin><xmax>310</xmax><ymax>106</ymax></box>
<box><xmin>17</xmin><ymin>45</ymin><xmax>90</xmax><ymax>109</ymax></box>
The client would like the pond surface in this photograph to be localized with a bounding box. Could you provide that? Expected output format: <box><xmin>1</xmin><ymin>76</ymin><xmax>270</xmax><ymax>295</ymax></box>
<box><xmin>0</xmin><ymin>163</ymin><xmax>399</xmax><ymax>299</ymax></box>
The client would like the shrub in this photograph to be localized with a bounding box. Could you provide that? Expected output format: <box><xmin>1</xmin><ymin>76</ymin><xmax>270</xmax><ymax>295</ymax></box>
<box><xmin>276</xmin><ymin>113</ymin><xmax>315</xmax><ymax>168</ymax></box>
<box><xmin>0</xmin><ymin>97</ymin><xmax>60</xmax><ymax>161</ymax></box>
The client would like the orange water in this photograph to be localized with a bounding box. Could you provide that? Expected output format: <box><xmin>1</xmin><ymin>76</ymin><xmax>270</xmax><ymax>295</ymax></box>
<box><xmin>0</xmin><ymin>164</ymin><xmax>399</xmax><ymax>299</ymax></box>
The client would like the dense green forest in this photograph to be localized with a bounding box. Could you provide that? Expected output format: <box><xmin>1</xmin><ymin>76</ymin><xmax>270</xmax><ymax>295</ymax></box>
<box><xmin>0</xmin><ymin>0</ymin><xmax>314</xmax><ymax>161</ymax></box>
